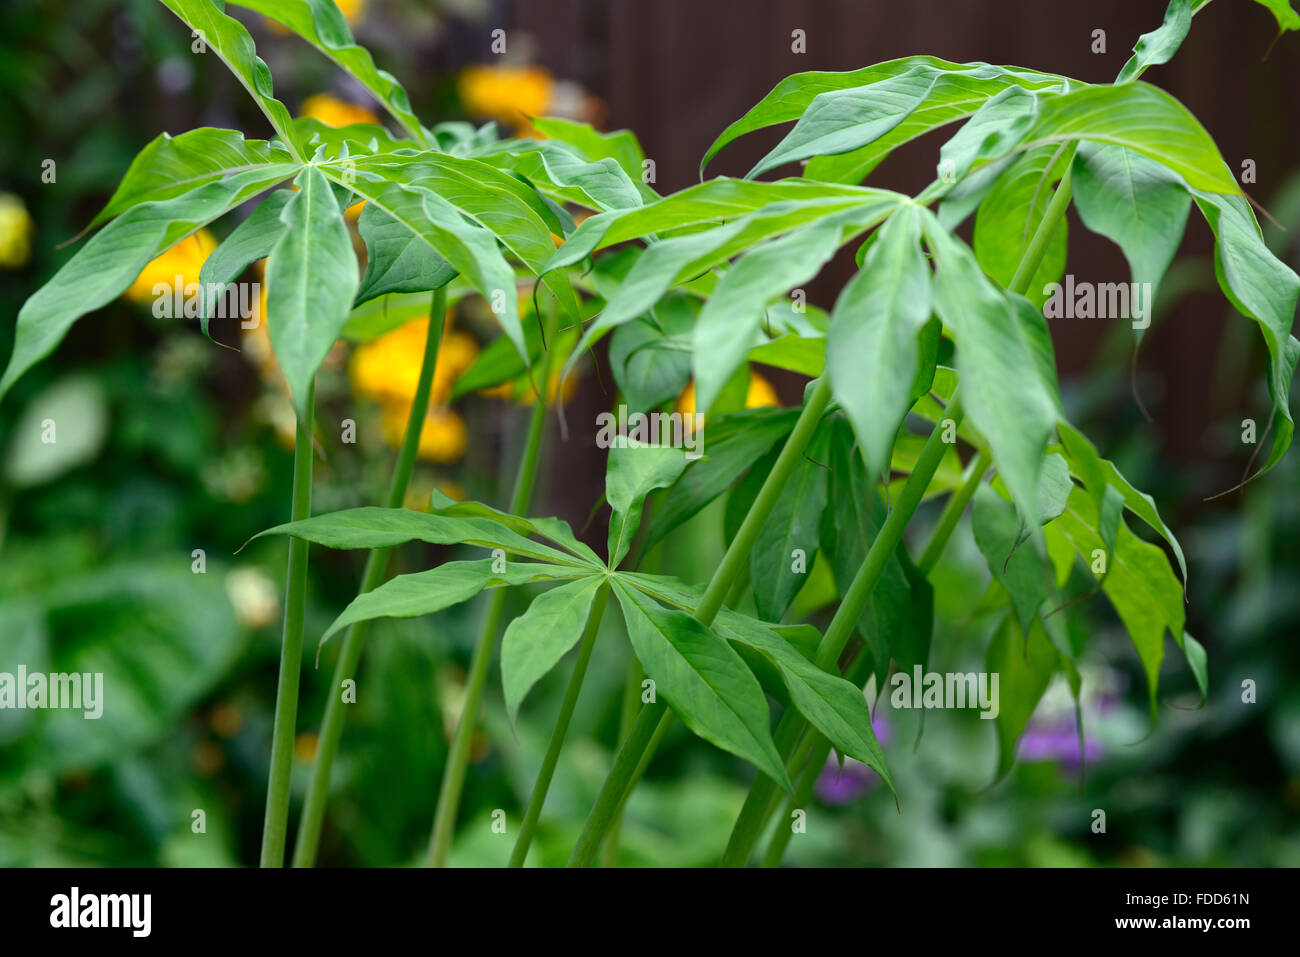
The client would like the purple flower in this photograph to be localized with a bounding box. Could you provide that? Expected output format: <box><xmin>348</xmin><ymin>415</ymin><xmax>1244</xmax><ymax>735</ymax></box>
<box><xmin>814</xmin><ymin>713</ymin><xmax>891</xmax><ymax>805</ymax></box>
<box><xmin>1019</xmin><ymin>718</ymin><xmax>1103</xmax><ymax>768</ymax></box>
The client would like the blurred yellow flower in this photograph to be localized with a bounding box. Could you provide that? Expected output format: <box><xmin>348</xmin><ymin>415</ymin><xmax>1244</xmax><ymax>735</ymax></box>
<box><xmin>0</xmin><ymin>193</ymin><xmax>34</xmax><ymax>269</ymax></box>
<box><xmin>458</xmin><ymin>65</ymin><xmax>553</xmax><ymax>126</ymax></box>
<box><xmin>676</xmin><ymin>370</ymin><xmax>779</xmax><ymax>418</ymax></box>
<box><xmin>267</xmin><ymin>0</ymin><xmax>363</xmax><ymax>35</ymax></box>
<box><xmin>382</xmin><ymin>404</ymin><xmax>468</xmax><ymax>463</ymax></box>
<box><xmin>300</xmin><ymin>92</ymin><xmax>380</xmax><ymax>128</ymax></box>
<box><xmin>349</xmin><ymin>318</ymin><xmax>479</xmax><ymax>407</ymax></box>
<box><xmin>123</xmin><ymin>229</ymin><xmax>217</xmax><ymax>304</ymax></box>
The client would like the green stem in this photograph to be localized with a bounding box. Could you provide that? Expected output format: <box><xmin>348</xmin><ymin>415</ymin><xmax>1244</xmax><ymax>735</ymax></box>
<box><xmin>720</xmin><ymin>396</ymin><xmax>963</xmax><ymax>867</ymax></box>
<box><xmin>1008</xmin><ymin>160</ymin><xmax>1074</xmax><ymax>296</ymax></box>
<box><xmin>763</xmin><ymin>734</ymin><xmax>832</xmax><ymax>868</ymax></box>
<box><xmin>260</xmin><ymin>379</ymin><xmax>315</xmax><ymax>867</ymax></box>
<box><xmin>601</xmin><ymin>658</ymin><xmax>644</xmax><ymax>867</ymax></box>
<box><xmin>509</xmin><ymin>582</ymin><xmax>610</xmax><ymax>867</ymax></box>
<box><xmin>427</xmin><ymin>305</ymin><xmax>560</xmax><ymax>867</ymax></box>
<box><xmin>762</xmin><ymin>650</ymin><xmax>874</xmax><ymax>867</ymax></box>
<box><xmin>291</xmin><ymin>289</ymin><xmax>446</xmax><ymax>868</ymax></box>
<box><xmin>917</xmin><ymin>448</ymin><xmax>990</xmax><ymax>575</ymax></box>
<box><xmin>567</xmin><ymin>377</ymin><xmax>835</xmax><ymax>867</ymax></box>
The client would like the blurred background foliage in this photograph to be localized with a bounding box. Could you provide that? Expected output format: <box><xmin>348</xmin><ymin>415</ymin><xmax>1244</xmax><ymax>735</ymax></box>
<box><xmin>0</xmin><ymin>0</ymin><xmax>1297</xmax><ymax>867</ymax></box>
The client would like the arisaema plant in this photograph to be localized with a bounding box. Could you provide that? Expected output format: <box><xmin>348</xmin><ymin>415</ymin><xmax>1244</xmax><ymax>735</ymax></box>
<box><xmin>6</xmin><ymin>0</ymin><xmax>1297</xmax><ymax>868</ymax></box>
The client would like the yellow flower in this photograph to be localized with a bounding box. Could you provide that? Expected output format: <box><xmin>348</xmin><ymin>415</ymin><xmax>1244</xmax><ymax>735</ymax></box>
<box><xmin>382</xmin><ymin>404</ymin><xmax>468</xmax><ymax>463</ymax></box>
<box><xmin>0</xmin><ymin>193</ymin><xmax>34</xmax><ymax>269</ymax></box>
<box><xmin>349</xmin><ymin>318</ymin><xmax>479</xmax><ymax>406</ymax></box>
<box><xmin>267</xmin><ymin>0</ymin><xmax>363</xmax><ymax>35</ymax></box>
<box><xmin>676</xmin><ymin>370</ymin><xmax>779</xmax><ymax>418</ymax></box>
<box><xmin>457</xmin><ymin>65</ymin><xmax>553</xmax><ymax>126</ymax></box>
<box><xmin>123</xmin><ymin>229</ymin><xmax>217</xmax><ymax>304</ymax></box>
<box><xmin>300</xmin><ymin>92</ymin><xmax>380</xmax><ymax>128</ymax></box>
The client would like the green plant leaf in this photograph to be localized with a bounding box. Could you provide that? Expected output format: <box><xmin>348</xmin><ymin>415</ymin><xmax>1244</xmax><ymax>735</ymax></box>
<box><xmin>971</xmin><ymin>483</ymin><xmax>1049</xmax><ymax>630</ymax></box>
<box><xmin>321</xmin><ymin>559</ymin><xmax>586</xmax><ymax>647</ymax></box>
<box><xmin>1057</xmin><ymin>421</ymin><xmax>1187</xmax><ymax>586</ymax></box>
<box><xmin>611</xmin><ymin>581</ymin><xmax>791</xmax><ymax>791</ymax></box>
<box><xmin>1</xmin><ymin>166</ymin><xmax>297</xmax><ymax>400</ymax></box>
<box><xmin>605</xmin><ymin>444</ymin><xmax>689</xmax><ymax>568</ymax></box>
<box><xmin>231</xmin><ymin>0</ymin><xmax>429</xmax><ymax>143</ymax></box>
<box><xmin>256</xmin><ymin>506</ymin><xmax>590</xmax><ymax>566</ymax></box>
<box><xmin>198</xmin><ymin>189</ymin><xmax>291</xmax><ymax>336</ymax></box>
<box><xmin>1116</xmin><ymin>0</ymin><xmax>1194</xmax><ymax>83</ymax></box>
<box><xmin>1016</xmin><ymin>82</ymin><xmax>1239</xmax><ymax>194</ymax></box>
<box><xmin>923</xmin><ymin>212</ymin><xmax>1058</xmax><ymax>527</ymax></box>
<box><xmin>608</xmin><ymin>296</ymin><xmax>695</xmax><ymax>411</ymax></box>
<box><xmin>263</xmin><ymin>165</ymin><xmax>359</xmax><ymax>418</ymax></box>
<box><xmin>531</xmin><ymin>116</ymin><xmax>648</xmax><ymax>184</ymax></box>
<box><xmin>325</xmin><ymin>166</ymin><xmax>528</xmax><ymax>365</ymax></box>
<box><xmin>986</xmin><ymin>613</ymin><xmax>1060</xmax><ymax>779</ymax></box>
<box><xmin>644</xmin><ymin>406</ymin><xmax>800</xmax><ymax>549</ymax></box>
<box><xmin>501</xmin><ymin>576</ymin><xmax>605</xmax><ymax>722</ymax></box>
<box><xmin>693</xmin><ymin>217</ymin><xmax>856</xmax><ymax>413</ymax></box>
<box><xmin>428</xmin><ymin>489</ymin><xmax>605</xmax><ymax>568</ymax></box>
<box><xmin>1070</xmin><ymin>142</ymin><xmax>1190</xmax><ymax>315</ymax></box>
<box><xmin>354</xmin><ymin>202</ymin><xmax>458</xmax><ymax>305</ymax></box>
<box><xmin>89</xmin><ymin>128</ymin><xmax>296</xmax><ymax>229</ymax></box>
<box><xmin>158</xmin><ymin>0</ymin><xmax>302</xmax><ymax>153</ymax></box>
<box><xmin>1193</xmin><ymin>190</ymin><xmax>1300</xmax><ymax>476</ymax></box>
<box><xmin>750</xmin><ymin>422</ymin><xmax>830</xmax><ymax>622</ymax></box>
<box><xmin>827</xmin><ymin>206</ymin><xmax>931</xmax><ymax>478</ymax></box>
<box><xmin>974</xmin><ymin>144</ymin><xmax>1071</xmax><ymax>309</ymax></box>
<box><xmin>1050</xmin><ymin>485</ymin><xmax>1186</xmax><ymax>716</ymax></box>
<box><xmin>474</xmin><ymin>138</ymin><xmax>646</xmax><ymax>211</ymax></box>
<box><xmin>745</xmin><ymin>68</ymin><xmax>940</xmax><ymax>179</ymax></box>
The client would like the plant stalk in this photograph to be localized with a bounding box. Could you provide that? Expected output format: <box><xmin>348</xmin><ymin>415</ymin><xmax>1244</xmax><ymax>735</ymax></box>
<box><xmin>427</xmin><ymin>304</ymin><xmax>561</xmax><ymax>867</ymax></box>
<box><xmin>508</xmin><ymin>581</ymin><xmax>610</xmax><ymax>866</ymax></box>
<box><xmin>918</xmin><ymin>448</ymin><xmax>990</xmax><ymax>574</ymax></box>
<box><xmin>567</xmin><ymin>377</ymin><xmax>834</xmax><ymax>866</ymax></box>
<box><xmin>720</xmin><ymin>396</ymin><xmax>963</xmax><ymax>866</ymax></box>
<box><xmin>260</xmin><ymin>379</ymin><xmax>316</xmax><ymax>867</ymax></box>
<box><xmin>291</xmin><ymin>288</ymin><xmax>447</xmax><ymax>867</ymax></box>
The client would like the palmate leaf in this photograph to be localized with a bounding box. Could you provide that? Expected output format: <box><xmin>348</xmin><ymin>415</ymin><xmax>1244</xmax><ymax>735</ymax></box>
<box><xmin>0</xmin><ymin>165</ymin><xmax>298</xmax><ymax>400</ymax></box>
<box><xmin>622</xmin><ymin>571</ymin><xmax>894</xmax><ymax>791</ymax></box>
<box><xmin>610</xmin><ymin>580</ymin><xmax>791</xmax><ymax>791</ymax></box>
<box><xmin>320</xmin><ymin>559</ymin><xmax>588</xmax><ymax>648</ymax></box>
<box><xmin>986</xmin><ymin>612</ymin><xmax>1061</xmax><ymax>779</ymax></box>
<box><xmin>605</xmin><ymin>443</ymin><xmax>689</xmax><ymax>568</ymax></box>
<box><xmin>264</xmin><ymin>165</ymin><xmax>359</xmax><ymax>418</ymax></box>
<box><xmin>644</xmin><ymin>405</ymin><xmax>801</xmax><ymax>549</ymax></box>
<box><xmin>1013</xmin><ymin>82</ymin><xmax>1239</xmax><ymax>194</ymax></box>
<box><xmin>1070</xmin><ymin>142</ymin><xmax>1190</xmax><ymax>314</ymax></box>
<box><xmin>607</xmin><ymin>295</ymin><xmax>695</xmax><ymax>411</ymax></box>
<box><xmin>501</xmin><ymin>575</ymin><xmax>605</xmax><ymax>723</ymax></box>
<box><xmin>354</xmin><ymin>202</ymin><xmax>457</xmax><ymax>306</ymax></box>
<box><xmin>700</xmin><ymin>56</ymin><xmax>1071</xmax><ymax>178</ymax></box>
<box><xmin>472</xmin><ymin>138</ymin><xmax>647</xmax><ymax>212</ymax></box>
<box><xmin>826</xmin><ymin>205</ymin><xmax>931</xmax><ymax>480</ymax></box>
<box><xmin>324</xmin><ymin>165</ymin><xmax>528</xmax><ymax>364</ymax></box>
<box><xmin>198</xmin><ymin>188</ymin><xmax>290</xmax><ymax>335</ymax></box>
<box><xmin>1192</xmin><ymin>191</ymin><xmax>1300</xmax><ymax>476</ymax></box>
<box><xmin>974</xmin><ymin>144</ymin><xmax>1071</xmax><ymax>310</ymax></box>
<box><xmin>1117</xmin><ymin>0</ymin><xmax>1194</xmax><ymax>83</ymax></box>
<box><xmin>972</xmin><ymin>484</ymin><xmax>1050</xmax><ymax>631</ymax></box>
<box><xmin>530</xmin><ymin>116</ymin><xmax>652</xmax><ymax>191</ymax></box>
<box><xmin>350</xmin><ymin>151</ymin><xmax>582</xmax><ymax>325</ymax></box>
<box><xmin>750</xmin><ymin>421</ymin><xmax>830</xmax><ymax>622</ymax></box>
<box><xmin>821</xmin><ymin>422</ymin><xmax>935</xmax><ymax>687</ymax></box>
<box><xmin>256</xmin><ymin>505</ymin><xmax>598</xmax><ymax>568</ymax></box>
<box><xmin>428</xmin><ymin>488</ymin><xmax>605</xmax><ymax>568</ymax></box>
<box><xmin>922</xmin><ymin>211</ymin><xmax>1060</xmax><ymax>528</ymax></box>
<box><xmin>89</xmin><ymin>128</ymin><xmax>296</xmax><ymax>229</ymax></box>
<box><xmin>158</xmin><ymin>0</ymin><xmax>302</xmax><ymax>153</ymax></box>
<box><xmin>231</xmin><ymin>0</ymin><xmax>429</xmax><ymax>143</ymax></box>
<box><xmin>560</xmin><ymin>187</ymin><xmax>902</xmax><ymax>379</ymax></box>
<box><xmin>1048</xmin><ymin>485</ymin><xmax>1187</xmax><ymax>716</ymax></box>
